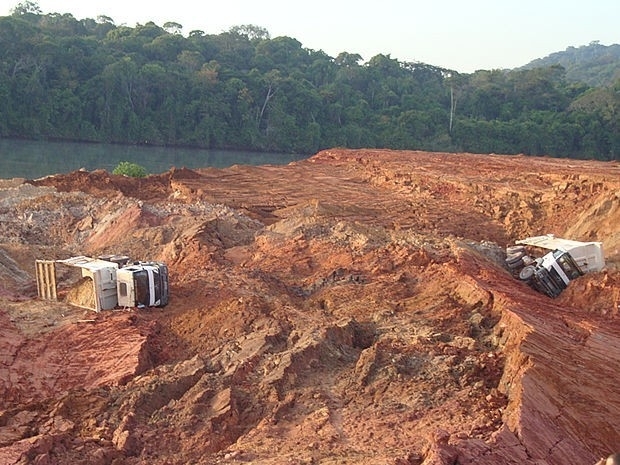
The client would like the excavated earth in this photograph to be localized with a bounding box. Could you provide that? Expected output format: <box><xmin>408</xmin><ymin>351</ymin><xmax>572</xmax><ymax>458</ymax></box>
<box><xmin>0</xmin><ymin>148</ymin><xmax>619</xmax><ymax>465</ymax></box>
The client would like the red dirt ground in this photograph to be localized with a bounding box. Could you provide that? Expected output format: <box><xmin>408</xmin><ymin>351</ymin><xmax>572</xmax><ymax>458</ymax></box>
<box><xmin>1</xmin><ymin>149</ymin><xmax>619</xmax><ymax>465</ymax></box>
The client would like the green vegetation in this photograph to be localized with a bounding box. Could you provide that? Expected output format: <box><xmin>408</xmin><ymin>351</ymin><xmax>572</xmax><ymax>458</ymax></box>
<box><xmin>1</xmin><ymin>2</ymin><xmax>618</xmax><ymax>160</ymax></box>
<box><xmin>112</xmin><ymin>161</ymin><xmax>147</xmax><ymax>178</ymax></box>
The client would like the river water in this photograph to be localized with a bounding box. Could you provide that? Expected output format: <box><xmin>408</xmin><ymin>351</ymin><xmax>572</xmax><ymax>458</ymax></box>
<box><xmin>0</xmin><ymin>139</ymin><xmax>307</xmax><ymax>179</ymax></box>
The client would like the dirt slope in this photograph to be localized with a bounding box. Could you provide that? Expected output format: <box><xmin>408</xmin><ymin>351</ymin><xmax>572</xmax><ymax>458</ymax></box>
<box><xmin>1</xmin><ymin>149</ymin><xmax>619</xmax><ymax>465</ymax></box>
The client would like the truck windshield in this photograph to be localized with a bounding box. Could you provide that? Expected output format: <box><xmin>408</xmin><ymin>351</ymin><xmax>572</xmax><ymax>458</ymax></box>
<box><xmin>134</xmin><ymin>270</ymin><xmax>149</xmax><ymax>306</ymax></box>
<box><xmin>153</xmin><ymin>269</ymin><xmax>161</xmax><ymax>300</ymax></box>
<box><xmin>557</xmin><ymin>254</ymin><xmax>582</xmax><ymax>280</ymax></box>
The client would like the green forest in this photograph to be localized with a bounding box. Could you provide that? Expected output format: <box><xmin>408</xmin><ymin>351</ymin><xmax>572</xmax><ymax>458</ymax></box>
<box><xmin>1</xmin><ymin>2</ymin><xmax>619</xmax><ymax>160</ymax></box>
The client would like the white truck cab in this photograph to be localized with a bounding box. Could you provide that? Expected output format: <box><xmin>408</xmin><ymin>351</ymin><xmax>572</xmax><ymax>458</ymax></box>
<box><xmin>117</xmin><ymin>262</ymin><xmax>169</xmax><ymax>308</ymax></box>
<box><xmin>521</xmin><ymin>249</ymin><xmax>583</xmax><ymax>297</ymax></box>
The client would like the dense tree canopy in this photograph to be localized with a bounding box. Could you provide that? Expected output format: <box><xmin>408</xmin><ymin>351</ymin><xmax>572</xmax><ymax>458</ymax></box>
<box><xmin>1</xmin><ymin>5</ymin><xmax>618</xmax><ymax>160</ymax></box>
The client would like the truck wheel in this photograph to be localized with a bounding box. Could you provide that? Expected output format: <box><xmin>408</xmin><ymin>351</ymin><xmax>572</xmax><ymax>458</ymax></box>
<box><xmin>519</xmin><ymin>265</ymin><xmax>535</xmax><ymax>282</ymax></box>
<box><xmin>506</xmin><ymin>254</ymin><xmax>523</xmax><ymax>270</ymax></box>
<box><xmin>506</xmin><ymin>253</ymin><xmax>524</xmax><ymax>265</ymax></box>
<box><xmin>507</xmin><ymin>258</ymin><xmax>524</xmax><ymax>270</ymax></box>
<box><xmin>506</xmin><ymin>245</ymin><xmax>526</xmax><ymax>255</ymax></box>
<box><xmin>522</xmin><ymin>255</ymin><xmax>535</xmax><ymax>266</ymax></box>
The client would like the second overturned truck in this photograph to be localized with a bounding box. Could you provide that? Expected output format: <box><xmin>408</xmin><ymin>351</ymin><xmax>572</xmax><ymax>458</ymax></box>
<box><xmin>505</xmin><ymin>235</ymin><xmax>605</xmax><ymax>298</ymax></box>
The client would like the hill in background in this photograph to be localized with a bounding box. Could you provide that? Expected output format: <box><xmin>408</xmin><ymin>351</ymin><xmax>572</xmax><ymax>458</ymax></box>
<box><xmin>521</xmin><ymin>41</ymin><xmax>620</xmax><ymax>87</ymax></box>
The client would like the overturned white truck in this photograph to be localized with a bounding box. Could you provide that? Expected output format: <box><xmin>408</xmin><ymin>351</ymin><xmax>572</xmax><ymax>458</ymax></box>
<box><xmin>505</xmin><ymin>235</ymin><xmax>605</xmax><ymax>298</ymax></box>
<box><xmin>35</xmin><ymin>255</ymin><xmax>169</xmax><ymax>311</ymax></box>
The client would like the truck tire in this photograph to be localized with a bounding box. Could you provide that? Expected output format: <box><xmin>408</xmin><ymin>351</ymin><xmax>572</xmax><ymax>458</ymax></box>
<box><xmin>519</xmin><ymin>265</ymin><xmax>535</xmax><ymax>282</ymax></box>
<box><xmin>506</xmin><ymin>245</ymin><xmax>526</xmax><ymax>255</ymax></box>
<box><xmin>506</xmin><ymin>253</ymin><xmax>524</xmax><ymax>265</ymax></box>
<box><xmin>522</xmin><ymin>255</ymin><xmax>535</xmax><ymax>266</ymax></box>
<box><xmin>506</xmin><ymin>254</ymin><xmax>523</xmax><ymax>270</ymax></box>
<box><xmin>507</xmin><ymin>258</ymin><xmax>524</xmax><ymax>270</ymax></box>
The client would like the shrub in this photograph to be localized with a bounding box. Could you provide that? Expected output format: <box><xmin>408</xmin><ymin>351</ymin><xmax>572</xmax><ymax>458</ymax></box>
<box><xmin>112</xmin><ymin>161</ymin><xmax>147</xmax><ymax>178</ymax></box>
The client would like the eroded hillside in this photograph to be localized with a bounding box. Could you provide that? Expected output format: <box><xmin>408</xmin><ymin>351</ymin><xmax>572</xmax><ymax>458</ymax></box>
<box><xmin>1</xmin><ymin>149</ymin><xmax>619</xmax><ymax>465</ymax></box>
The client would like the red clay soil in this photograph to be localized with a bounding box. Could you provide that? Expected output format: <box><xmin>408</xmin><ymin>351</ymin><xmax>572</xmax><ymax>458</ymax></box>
<box><xmin>1</xmin><ymin>149</ymin><xmax>619</xmax><ymax>465</ymax></box>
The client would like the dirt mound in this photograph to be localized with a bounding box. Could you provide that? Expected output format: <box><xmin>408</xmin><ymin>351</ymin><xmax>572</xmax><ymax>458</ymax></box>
<box><xmin>0</xmin><ymin>310</ymin><xmax>156</xmax><ymax>409</ymax></box>
<box><xmin>1</xmin><ymin>149</ymin><xmax>619</xmax><ymax>464</ymax></box>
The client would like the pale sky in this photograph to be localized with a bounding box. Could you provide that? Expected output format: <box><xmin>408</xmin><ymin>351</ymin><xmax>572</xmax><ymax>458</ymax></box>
<box><xmin>2</xmin><ymin>0</ymin><xmax>619</xmax><ymax>73</ymax></box>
